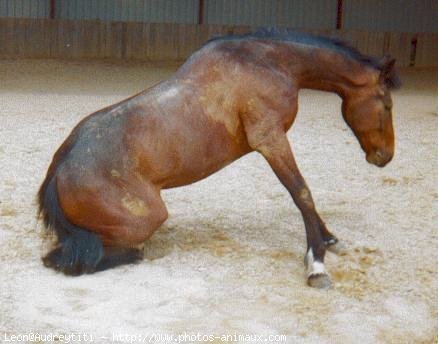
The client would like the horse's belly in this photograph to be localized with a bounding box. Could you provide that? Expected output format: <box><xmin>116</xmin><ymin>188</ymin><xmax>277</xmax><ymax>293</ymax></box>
<box><xmin>158</xmin><ymin>133</ymin><xmax>248</xmax><ymax>188</ymax></box>
<box><xmin>132</xmin><ymin>113</ymin><xmax>249</xmax><ymax>189</ymax></box>
<box><xmin>160</xmin><ymin>148</ymin><xmax>245</xmax><ymax>189</ymax></box>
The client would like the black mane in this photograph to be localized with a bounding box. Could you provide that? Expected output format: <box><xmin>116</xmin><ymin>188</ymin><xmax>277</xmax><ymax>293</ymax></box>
<box><xmin>207</xmin><ymin>28</ymin><xmax>401</xmax><ymax>89</ymax></box>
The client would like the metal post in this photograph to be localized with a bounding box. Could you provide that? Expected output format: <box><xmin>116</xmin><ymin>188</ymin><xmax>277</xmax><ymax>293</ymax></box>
<box><xmin>410</xmin><ymin>35</ymin><xmax>418</xmax><ymax>67</ymax></box>
<box><xmin>336</xmin><ymin>0</ymin><xmax>343</xmax><ymax>29</ymax></box>
<box><xmin>198</xmin><ymin>0</ymin><xmax>205</xmax><ymax>25</ymax></box>
<box><xmin>50</xmin><ymin>0</ymin><xmax>55</xmax><ymax>19</ymax></box>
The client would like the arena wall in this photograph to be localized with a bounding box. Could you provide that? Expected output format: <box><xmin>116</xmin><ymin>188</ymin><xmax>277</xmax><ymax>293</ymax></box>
<box><xmin>0</xmin><ymin>17</ymin><xmax>436</xmax><ymax>66</ymax></box>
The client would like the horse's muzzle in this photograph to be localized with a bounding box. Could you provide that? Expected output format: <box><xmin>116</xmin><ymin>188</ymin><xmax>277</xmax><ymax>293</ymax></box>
<box><xmin>366</xmin><ymin>149</ymin><xmax>393</xmax><ymax>167</ymax></box>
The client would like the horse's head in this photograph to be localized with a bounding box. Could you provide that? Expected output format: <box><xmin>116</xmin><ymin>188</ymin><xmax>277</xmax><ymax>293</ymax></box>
<box><xmin>342</xmin><ymin>56</ymin><xmax>400</xmax><ymax>167</ymax></box>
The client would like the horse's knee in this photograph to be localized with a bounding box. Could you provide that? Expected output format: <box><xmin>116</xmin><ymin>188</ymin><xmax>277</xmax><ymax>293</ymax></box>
<box><xmin>155</xmin><ymin>204</ymin><xmax>168</xmax><ymax>227</ymax></box>
<box><xmin>109</xmin><ymin>201</ymin><xmax>168</xmax><ymax>247</ymax></box>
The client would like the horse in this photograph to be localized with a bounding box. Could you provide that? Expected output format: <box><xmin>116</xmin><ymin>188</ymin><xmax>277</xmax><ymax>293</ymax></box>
<box><xmin>38</xmin><ymin>29</ymin><xmax>400</xmax><ymax>288</ymax></box>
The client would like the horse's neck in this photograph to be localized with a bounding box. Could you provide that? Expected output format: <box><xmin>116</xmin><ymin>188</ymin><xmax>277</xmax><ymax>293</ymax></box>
<box><xmin>285</xmin><ymin>46</ymin><xmax>374</xmax><ymax>97</ymax></box>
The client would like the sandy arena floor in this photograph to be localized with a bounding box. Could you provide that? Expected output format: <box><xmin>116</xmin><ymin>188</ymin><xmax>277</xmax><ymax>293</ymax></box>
<box><xmin>0</xmin><ymin>60</ymin><xmax>437</xmax><ymax>343</ymax></box>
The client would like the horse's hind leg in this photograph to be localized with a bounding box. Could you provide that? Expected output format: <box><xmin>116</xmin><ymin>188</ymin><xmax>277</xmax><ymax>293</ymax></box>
<box><xmin>43</xmin><ymin>240</ymin><xmax>143</xmax><ymax>275</ymax></box>
<box><xmin>94</xmin><ymin>247</ymin><xmax>145</xmax><ymax>273</ymax></box>
<box><xmin>56</xmin><ymin>177</ymin><xmax>168</xmax><ymax>274</ymax></box>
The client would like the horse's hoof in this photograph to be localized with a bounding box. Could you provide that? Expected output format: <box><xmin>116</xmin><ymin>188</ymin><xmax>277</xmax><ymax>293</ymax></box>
<box><xmin>326</xmin><ymin>241</ymin><xmax>348</xmax><ymax>255</ymax></box>
<box><xmin>307</xmin><ymin>273</ymin><xmax>332</xmax><ymax>289</ymax></box>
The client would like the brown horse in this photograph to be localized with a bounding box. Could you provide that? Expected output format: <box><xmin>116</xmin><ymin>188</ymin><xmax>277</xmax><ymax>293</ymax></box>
<box><xmin>38</xmin><ymin>30</ymin><xmax>400</xmax><ymax>288</ymax></box>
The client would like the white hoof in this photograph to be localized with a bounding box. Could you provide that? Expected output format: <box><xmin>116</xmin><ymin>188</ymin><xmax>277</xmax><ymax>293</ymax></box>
<box><xmin>305</xmin><ymin>249</ymin><xmax>332</xmax><ymax>289</ymax></box>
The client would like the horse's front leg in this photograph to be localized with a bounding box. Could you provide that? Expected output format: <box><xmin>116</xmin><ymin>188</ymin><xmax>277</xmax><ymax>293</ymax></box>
<box><xmin>249</xmin><ymin>129</ymin><xmax>334</xmax><ymax>288</ymax></box>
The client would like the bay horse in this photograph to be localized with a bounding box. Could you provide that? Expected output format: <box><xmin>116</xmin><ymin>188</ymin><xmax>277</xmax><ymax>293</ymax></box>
<box><xmin>38</xmin><ymin>30</ymin><xmax>400</xmax><ymax>288</ymax></box>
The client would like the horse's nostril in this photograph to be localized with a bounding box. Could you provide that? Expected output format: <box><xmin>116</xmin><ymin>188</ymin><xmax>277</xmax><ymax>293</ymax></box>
<box><xmin>367</xmin><ymin>149</ymin><xmax>392</xmax><ymax>167</ymax></box>
<box><xmin>376</xmin><ymin>150</ymin><xmax>392</xmax><ymax>166</ymax></box>
<box><xmin>375</xmin><ymin>150</ymin><xmax>384</xmax><ymax>159</ymax></box>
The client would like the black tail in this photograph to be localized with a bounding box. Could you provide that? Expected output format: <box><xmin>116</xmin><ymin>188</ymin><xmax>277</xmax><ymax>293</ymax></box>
<box><xmin>38</xmin><ymin>176</ymin><xmax>143</xmax><ymax>276</ymax></box>
<box><xmin>38</xmin><ymin>176</ymin><xmax>104</xmax><ymax>275</ymax></box>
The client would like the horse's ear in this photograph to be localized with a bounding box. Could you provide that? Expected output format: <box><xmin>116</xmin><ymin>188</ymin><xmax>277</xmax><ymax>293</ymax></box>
<box><xmin>378</xmin><ymin>55</ymin><xmax>401</xmax><ymax>89</ymax></box>
<box><xmin>379</xmin><ymin>55</ymin><xmax>396</xmax><ymax>81</ymax></box>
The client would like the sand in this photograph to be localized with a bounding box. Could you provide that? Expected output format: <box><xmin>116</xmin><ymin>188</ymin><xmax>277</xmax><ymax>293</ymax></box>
<box><xmin>0</xmin><ymin>59</ymin><xmax>437</xmax><ymax>343</ymax></box>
